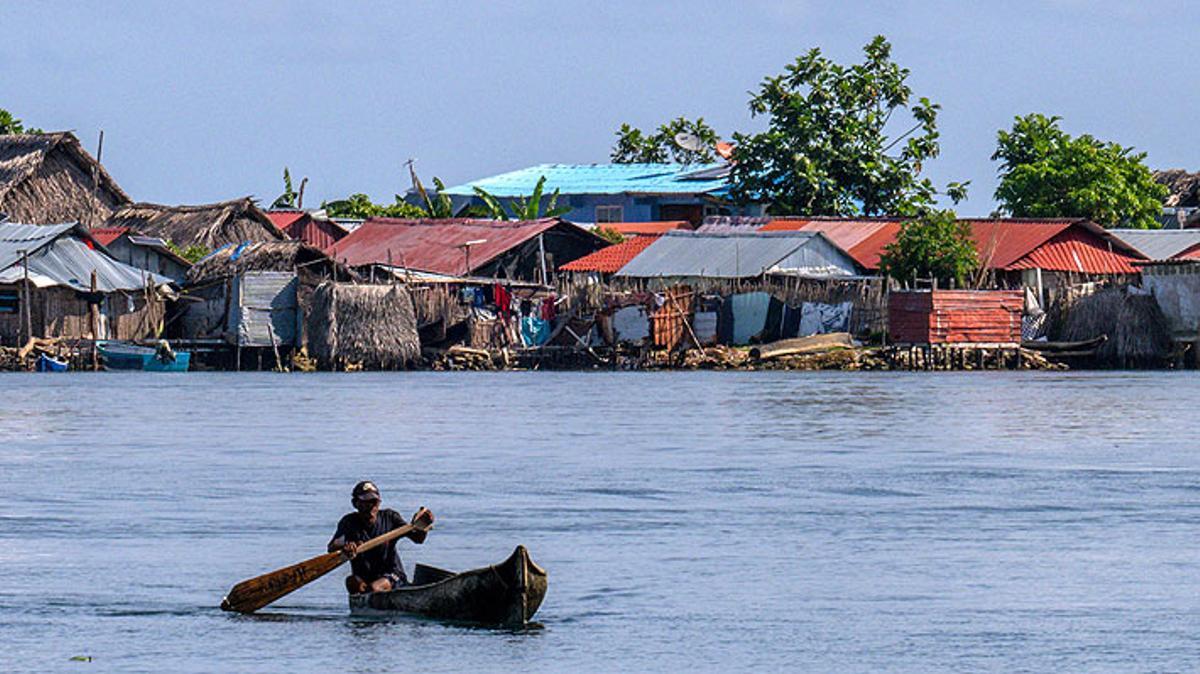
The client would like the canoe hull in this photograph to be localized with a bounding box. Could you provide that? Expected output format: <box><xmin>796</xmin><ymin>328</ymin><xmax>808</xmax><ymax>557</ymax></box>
<box><xmin>98</xmin><ymin>342</ymin><xmax>190</xmax><ymax>372</ymax></box>
<box><xmin>348</xmin><ymin>545</ymin><xmax>547</xmax><ymax>627</ymax></box>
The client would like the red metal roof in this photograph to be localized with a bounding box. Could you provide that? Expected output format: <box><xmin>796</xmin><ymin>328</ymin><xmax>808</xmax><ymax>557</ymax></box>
<box><xmin>266</xmin><ymin>211</ymin><xmax>306</xmax><ymax>232</ymax></box>
<box><xmin>89</xmin><ymin>226</ymin><xmax>129</xmax><ymax>246</ymax></box>
<box><xmin>328</xmin><ymin>217</ymin><xmax>567</xmax><ymax>274</ymax></box>
<box><xmin>561</xmin><ymin>235</ymin><xmax>659</xmax><ymax>273</ymax></box>
<box><xmin>761</xmin><ymin>217</ymin><xmax>1140</xmax><ymax>274</ymax></box>
<box><xmin>1005</xmin><ymin>227</ymin><xmax>1140</xmax><ymax>274</ymax></box>
<box><xmin>761</xmin><ymin>218</ymin><xmax>901</xmax><ymax>269</ymax></box>
<box><xmin>601</xmin><ymin>221</ymin><xmax>691</xmax><ymax>236</ymax></box>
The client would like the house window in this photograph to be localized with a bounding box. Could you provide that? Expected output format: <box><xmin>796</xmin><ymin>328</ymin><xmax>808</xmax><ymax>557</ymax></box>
<box><xmin>0</xmin><ymin>289</ymin><xmax>19</xmax><ymax>315</ymax></box>
<box><xmin>595</xmin><ymin>205</ymin><xmax>623</xmax><ymax>223</ymax></box>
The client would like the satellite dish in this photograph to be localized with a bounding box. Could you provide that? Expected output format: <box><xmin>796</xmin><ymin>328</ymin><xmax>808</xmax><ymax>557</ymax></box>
<box><xmin>673</xmin><ymin>132</ymin><xmax>706</xmax><ymax>152</ymax></box>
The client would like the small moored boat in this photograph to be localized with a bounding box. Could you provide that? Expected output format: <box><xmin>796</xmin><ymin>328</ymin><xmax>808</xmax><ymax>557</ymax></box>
<box><xmin>36</xmin><ymin>353</ymin><xmax>69</xmax><ymax>372</ymax></box>
<box><xmin>348</xmin><ymin>545</ymin><xmax>547</xmax><ymax>627</ymax></box>
<box><xmin>98</xmin><ymin>340</ymin><xmax>190</xmax><ymax>372</ymax></box>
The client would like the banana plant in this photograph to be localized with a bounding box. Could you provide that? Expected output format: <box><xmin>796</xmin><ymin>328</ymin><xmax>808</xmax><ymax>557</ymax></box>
<box><xmin>472</xmin><ymin>176</ymin><xmax>571</xmax><ymax>221</ymax></box>
<box><xmin>409</xmin><ymin>165</ymin><xmax>456</xmax><ymax>218</ymax></box>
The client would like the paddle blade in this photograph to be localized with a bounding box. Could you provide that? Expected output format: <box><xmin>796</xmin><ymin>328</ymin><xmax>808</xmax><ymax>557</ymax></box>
<box><xmin>220</xmin><ymin>550</ymin><xmax>346</xmax><ymax>614</ymax></box>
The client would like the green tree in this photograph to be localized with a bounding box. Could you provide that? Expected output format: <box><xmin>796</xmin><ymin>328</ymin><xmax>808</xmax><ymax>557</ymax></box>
<box><xmin>321</xmin><ymin>193</ymin><xmax>426</xmax><ymax>219</ymax></box>
<box><xmin>992</xmin><ymin>114</ymin><xmax>1167</xmax><ymax>229</ymax></box>
<box><xmin>878</xmin><ymin>209</ymin><xmax>979</xmax><ymax>288</ymax></box>
<box><xmin>166</xmin><ymin>240</ymin><xmax>211</xmax><ymax>264</ymax></box>
<box><xmin>472</xmin><ymin>176</ymin><xmax>571</xmax><ymax>220</ymax></box>
<box><xmin>594</xmin><ymin>226</ymin><xmax>625</xmax><ymax>245</ymax></box>
<box><xmin>728</xmin><ymin>36</ymin><xmax>966</xmax><ymax>216</ymax></box>
<box><xmin>0</xmin><ymin>108</ymin><xmax>43</xmax><ymax>135</ymax></box>
<box><xmin>611</xmin><ymin>117</ymin><xmax>720</xmax><ymax>164</ymax></box>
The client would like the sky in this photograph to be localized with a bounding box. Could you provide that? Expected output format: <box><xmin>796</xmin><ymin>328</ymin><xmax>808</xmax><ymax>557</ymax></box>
<box><xmin>1</xmin><ymin>1</ymin><xmax>1196</xmax><ymax>215</ymax></box>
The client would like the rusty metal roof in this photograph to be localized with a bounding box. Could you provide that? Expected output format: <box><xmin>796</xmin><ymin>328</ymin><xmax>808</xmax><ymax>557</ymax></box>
<box><xmin>328</xmin><ymin>217</ymin><xmax>576</xmax><ymax>275</ymax></box>
<box><xmin>561</xmin><ymin>235</ymin><xmax>659</xmax><ymax>273</ymax></box>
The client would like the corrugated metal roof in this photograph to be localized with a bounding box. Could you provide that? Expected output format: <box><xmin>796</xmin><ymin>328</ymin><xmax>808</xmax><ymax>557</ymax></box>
<box><xmin>440</xmin><ymin>163</ymin><xmax>730</xmax><ymax>198</ymax></box>
<box><xmin>328</xmin><ymin>217</ymin><xmax>567</xmax><ymax>275</ymax></box>
<box><xmin>1110</xmin><ymin>229</ymin><xmax>1200</xmax><ymax>261</ymax></box>
<box><xmin>614</xmin><ymin>230</ymin><xmax>859</xmax><ymax>279</ymax></box>
<box><xmin>266</xmin><ymin>211</ymin><xmax>306</xmax><ymax>232</ymax></box>
<box><xmin>0</xmin><ymin>222</ymin><xmax>172</xmax><ymax>290</ymax></box>
<box><xmin>561</xmin><ymin>235</ymin><xmax>659</xmax><ymax>273</ymax></box>
<box><xmin>762</xmin><ymin>218</ymin><xmax>901</xmax><ymax>269</ymax></box>
<box><xmin>602</xmin><ymin>221</ymin><xmax>691</xmax><ymax>236</ymax></box>
<box><xmin>1007</xmin><ymin>228</ymin><xmax>1140</xmax><ymax>274</ymax></box>
<box><xmin>761</xmin><ymin>217</ymin><xmax>1140</xmax><ymax>273</ymax></box>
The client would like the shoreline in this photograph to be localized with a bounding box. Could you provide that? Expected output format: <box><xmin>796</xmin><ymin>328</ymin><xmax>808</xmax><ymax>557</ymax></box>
<box><xmin>2</xmin><ymin>338</ymin><xmax>1075</xmax><ymax>373</ymax></box>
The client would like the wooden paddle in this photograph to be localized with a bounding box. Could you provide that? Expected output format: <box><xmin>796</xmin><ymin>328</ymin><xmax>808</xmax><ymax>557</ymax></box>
<box><xmin>220</xmin><ymin>508</ymin><xmax>432</xmax><ymax>614</ymax></box>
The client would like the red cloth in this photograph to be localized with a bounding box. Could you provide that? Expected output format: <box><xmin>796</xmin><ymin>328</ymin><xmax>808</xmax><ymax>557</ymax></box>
<box><xmin>540</xmin><ymin>296</ymin><xmax>557</xmax><ymax>321</ymax></box>
<box><xmin>494</xmin><ymin>284</ymin><xmax>511</xmax><ymax>318</ymax></box>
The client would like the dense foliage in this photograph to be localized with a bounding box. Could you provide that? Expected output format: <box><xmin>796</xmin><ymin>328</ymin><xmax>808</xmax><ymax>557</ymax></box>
<box><xmin>728</xmin><ymin>36</ymin><xmax>966</xmax><ymax>216</ymax></box>
<box><xmin>878</xmin><ymin>209</ymin><xmax>979</xmax><ymax>288</ymax></box>
<box><xmin>321</xmin><ymin>193</ymin><xmax>426</xmax><ymax>219</ymax></box>
<box><xmin>166</xmin><ymin>240</ymin><xmax>211</xmax><ymax>264</ymax></box>
<box><xmin>0</xmin><ymin>108</ymin><xmax>42</xmax><ymax>135</ymax></box>
<box><xmin>594</xmin><ymin>226</ymin><xmax>625</xmax><ymax>245</ymax></box>
<box><xmin>992</xmin><ymin>114</ymin><xmax>1166</xmax><ymax>229</ymax></box>
<box><xmin>611</xmin><ymin>117</ymin><xmax>720</xmax><ymax>164</ymax></box>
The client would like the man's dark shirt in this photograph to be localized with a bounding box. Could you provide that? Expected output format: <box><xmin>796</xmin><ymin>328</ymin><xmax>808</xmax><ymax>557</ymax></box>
<box><xmin>331</xmin><ymin>509</ymin><xmax>408</xmax><ymax>583</ymax></box>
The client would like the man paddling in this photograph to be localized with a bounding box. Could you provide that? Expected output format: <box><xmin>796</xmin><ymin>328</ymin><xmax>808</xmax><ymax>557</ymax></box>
<box><xmin>328</xmin><ymin>481</ymin><xmax>434</xmax><ymax>594</ymax></box>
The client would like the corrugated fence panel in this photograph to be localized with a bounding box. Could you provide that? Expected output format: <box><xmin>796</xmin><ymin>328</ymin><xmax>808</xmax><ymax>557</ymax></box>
<box><xmin>889</xmin><ymin>290</ymin><xmax>1022</xmax><ymax>344</ymax></box>
<box><xmin>230</xmin><ymin>271</ymin><xmax>299</xmax><ymax>347</ymax></box>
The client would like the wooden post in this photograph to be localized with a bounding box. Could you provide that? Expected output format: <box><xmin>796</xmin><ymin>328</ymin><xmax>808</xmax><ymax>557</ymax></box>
<box><xmin>266</xmin><ymin>322</ymin><xmax>283</xmax><ymax>373</ymax></box>
<box><xmin>20</xmin><ymin>250</ymin><xmax>31</xmax><ymax>346</ymax></box>
<box><xmin>538</xmin><ymin>233</ymin><xmax>548</xmax><ymax>286</ymax></box>
<box><xmin>90</xmin><ymin>270</ymin><xmax>100</xmax><ymax>371</ymax></box>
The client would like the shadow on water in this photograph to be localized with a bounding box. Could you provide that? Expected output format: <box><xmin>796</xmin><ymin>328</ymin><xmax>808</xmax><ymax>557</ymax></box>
<box><xmin>223</xmin><ymin>607</ymin><xmax>548</xmax><ymax>636</ymax></box>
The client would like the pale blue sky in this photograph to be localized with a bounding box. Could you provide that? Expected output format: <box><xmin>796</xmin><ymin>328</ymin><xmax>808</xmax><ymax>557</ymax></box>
<box><xmin>1</xmin><ymin>1</ymin><xmax>1193</xmax><ymax>215</ymax></box>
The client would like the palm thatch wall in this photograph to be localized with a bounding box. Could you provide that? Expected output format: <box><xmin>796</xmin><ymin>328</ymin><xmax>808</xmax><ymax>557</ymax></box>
<box><xmin>306</xmin><ymin>282</ymin><xmax>420</xmax><ymax>370</ymax></box>
<box><xmin>0</xmin><ymin>132</ymin><xmax>130</xmax><ymax>227</ymax></box>
<box><xmin>1058</xmin><ymin>287</ymin><xmax>1172</xmax><ymax>367</ymax></box>
<box><xmin>187</xmin><ymin>240</ymin><xmax>354</xmax><ymax>285</ymax></box>
<box><xmin>108</xmin><ymin>198</ymin><xmax>283</xmax><ymax>251</ymax></box>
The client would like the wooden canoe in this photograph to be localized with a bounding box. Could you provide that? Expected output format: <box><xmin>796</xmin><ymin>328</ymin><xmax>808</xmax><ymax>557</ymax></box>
<box><xmin>348</xmin><ymin>545</ymin><xmax>547</xmax><ymax>627</ymax></box>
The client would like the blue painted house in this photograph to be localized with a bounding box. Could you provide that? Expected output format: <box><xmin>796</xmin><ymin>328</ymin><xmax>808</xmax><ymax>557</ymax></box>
<box><xmin>438</xmin><ymin>163</ymin><xmax>764</xmax><ymax>227</ymax></box>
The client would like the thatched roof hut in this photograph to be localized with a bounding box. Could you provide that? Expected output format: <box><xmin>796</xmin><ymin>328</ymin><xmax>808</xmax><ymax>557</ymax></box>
<box><xmin>107</xmin><ymin>198</ymin><xmax>283</xmax><ymax>251</ymax></box>
<box><xmin>1059</xmin><ymin>287</ymin><xmax>1172</xmax><ymax>367</ymax></box>
<box><xmin>186</xmin><ymin>240</ymin><xmax>353</xmax><ymax>285</ymax></box>
<box><xmin>306</xmin><ymin>282</ymin><xmax>420</xmax><ymax>370</ymax></box>
<box><xmin>1155</xmin><ymin>169</ymin><xmax>1200</xmax><ymax>208</ymax></box>
<box><xmin>0</xmin><ymin>132</ymin><xmax>130</xmax><ymax>227</ymax></box>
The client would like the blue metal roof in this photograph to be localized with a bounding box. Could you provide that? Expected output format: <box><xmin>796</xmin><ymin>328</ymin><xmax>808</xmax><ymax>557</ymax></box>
<box><xmin>440</xmin><ymin>163</ymin><xmax>731</xmax><ymax>198</ymax></box>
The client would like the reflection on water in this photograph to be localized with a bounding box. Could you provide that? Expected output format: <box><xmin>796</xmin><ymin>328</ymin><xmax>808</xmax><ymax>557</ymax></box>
<box><xmin>1</xmin><ymin>371</ymin><xmax>1198</xmax><ymax>672</ymax></box>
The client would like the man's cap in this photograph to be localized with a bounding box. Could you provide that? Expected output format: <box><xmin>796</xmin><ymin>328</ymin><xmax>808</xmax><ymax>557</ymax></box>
<box><xmin>352</xmin><ymin>480</ymin><xmax>381</xmax><ymax>502</ymax></box>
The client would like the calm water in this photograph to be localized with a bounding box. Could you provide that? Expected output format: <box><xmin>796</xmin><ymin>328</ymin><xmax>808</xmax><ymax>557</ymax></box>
<box><xmin>1</xmin><ymin>371</ymin><xmax>1198</xmax><ymax>672</ymax></box>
